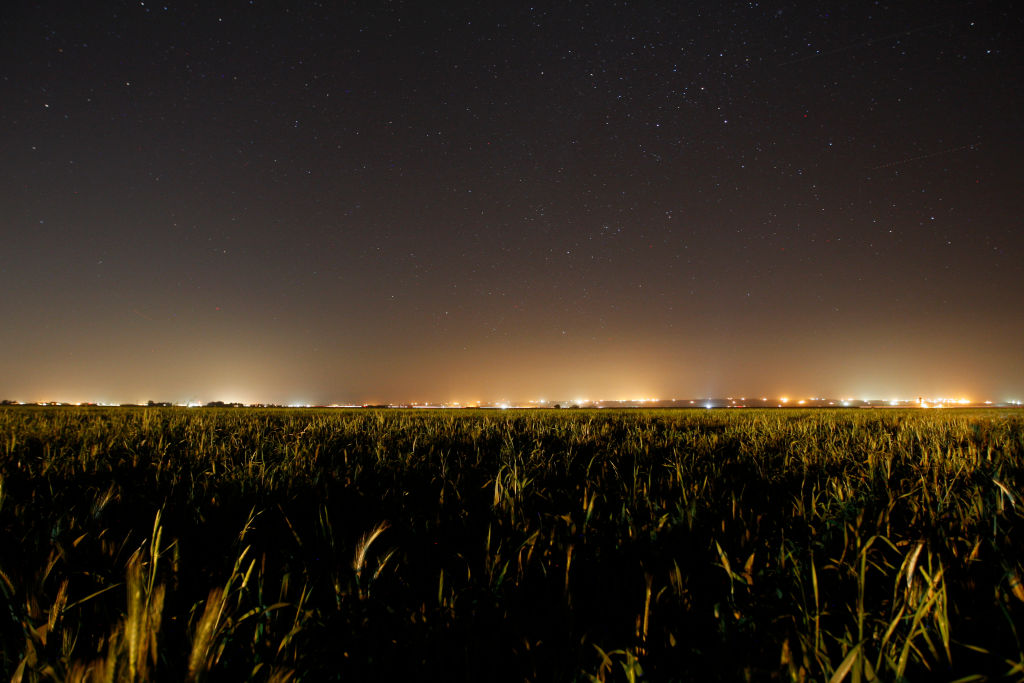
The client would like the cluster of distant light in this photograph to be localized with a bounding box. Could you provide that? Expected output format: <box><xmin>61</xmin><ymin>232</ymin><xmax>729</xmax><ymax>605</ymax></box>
<box><xmin>293</xmin><ymin>397</ymin><xmax>1015</xmax><ymax>410</ymax></box>
<box><xmin>7</xmin><ymin>397</ymin><xmax>1024</xmax><ymax>410</ymax></box>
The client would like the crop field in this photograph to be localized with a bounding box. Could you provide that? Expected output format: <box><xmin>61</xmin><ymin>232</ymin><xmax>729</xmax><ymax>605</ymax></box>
<box><xmin>2</xmin><ymin>407</ymin><xmax>1023</xmax><ymax>681</ymax></box>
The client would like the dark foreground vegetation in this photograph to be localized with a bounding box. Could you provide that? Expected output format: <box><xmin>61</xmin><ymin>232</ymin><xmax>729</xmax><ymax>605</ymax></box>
<box><xmin>2</xmin><ymin>407</ymin><xmax>1023</xmax><ymax>681</ymax></box>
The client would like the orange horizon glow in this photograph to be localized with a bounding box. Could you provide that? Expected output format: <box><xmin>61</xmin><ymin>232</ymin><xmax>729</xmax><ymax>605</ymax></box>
<box><xmin>7</xmin><ymin>392</ymin><xmax>1018</xmax><ymax>408</ymax></box>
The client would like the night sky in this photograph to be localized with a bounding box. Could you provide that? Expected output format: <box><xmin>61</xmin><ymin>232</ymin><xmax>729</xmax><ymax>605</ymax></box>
<box><xmin>2</xmin><ymin>1</ymin><xmax>1021</xmax><ymax>405</ymax></box>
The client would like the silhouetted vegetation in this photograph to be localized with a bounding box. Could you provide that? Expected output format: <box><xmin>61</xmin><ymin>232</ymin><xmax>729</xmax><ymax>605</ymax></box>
<box><xmin>1</xmin><ymin>407</ymin><xmax>1022</xmax><ymax>680</ymax></box>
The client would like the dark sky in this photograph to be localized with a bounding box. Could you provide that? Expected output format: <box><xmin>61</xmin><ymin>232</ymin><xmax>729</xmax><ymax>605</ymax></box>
<box><xmin>1</xmin><ymin>1</ymin><xmax>1021</xmax><ymax>404</ymax></box>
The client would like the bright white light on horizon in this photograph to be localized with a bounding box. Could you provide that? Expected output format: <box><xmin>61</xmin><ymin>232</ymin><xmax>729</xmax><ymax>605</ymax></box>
<box><xmin>15</xmin><ymin>393</ymin><xmax>1020</xmax><ymax>409</ymax></box>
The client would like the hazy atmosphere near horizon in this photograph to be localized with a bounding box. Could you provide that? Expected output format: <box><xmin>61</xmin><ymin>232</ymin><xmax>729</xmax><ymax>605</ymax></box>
<box><xmin>1</xmin><ymin>1</ymin><xmax>1021</xmax><ymax>405</ymax></box>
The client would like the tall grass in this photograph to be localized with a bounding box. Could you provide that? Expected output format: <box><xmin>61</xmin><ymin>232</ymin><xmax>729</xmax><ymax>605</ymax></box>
<box><xmin>1</xmin><ymin>406</ymin><xmax>1022</xmax><ymax>680</ymax></box>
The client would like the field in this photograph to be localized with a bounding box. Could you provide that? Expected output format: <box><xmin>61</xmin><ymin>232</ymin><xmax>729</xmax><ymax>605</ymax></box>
<box><xmin>2</xmin><ymin>407</ymin><xmax>1023</xmax><ymax>681</ymax></box>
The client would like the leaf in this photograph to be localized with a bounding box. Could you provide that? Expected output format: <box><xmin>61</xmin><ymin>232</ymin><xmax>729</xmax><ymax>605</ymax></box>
<box><xmin>828</xmin><ymin>643</ymin><xmax>862</xmax><ymax>683</ymax></box>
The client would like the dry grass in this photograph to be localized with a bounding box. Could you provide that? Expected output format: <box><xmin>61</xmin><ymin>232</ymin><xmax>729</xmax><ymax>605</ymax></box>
<box><xmin>0</xmin><ymin>406</ymin><xmax>1021</xmax><ymax>680</ymax></box>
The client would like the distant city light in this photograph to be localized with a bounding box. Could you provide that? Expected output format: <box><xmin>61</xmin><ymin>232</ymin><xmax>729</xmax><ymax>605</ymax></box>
<box><xmin>3</xmin><ymin>394</ymin><xmax>1017</xmax><ymax>410</ymax></box>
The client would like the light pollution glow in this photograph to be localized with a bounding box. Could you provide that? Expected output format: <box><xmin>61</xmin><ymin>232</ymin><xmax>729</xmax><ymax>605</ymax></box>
<box><xmin>10</xmin><ymin>394</ymin><xmax>1020</xmax><ymax>410</ymax></box>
